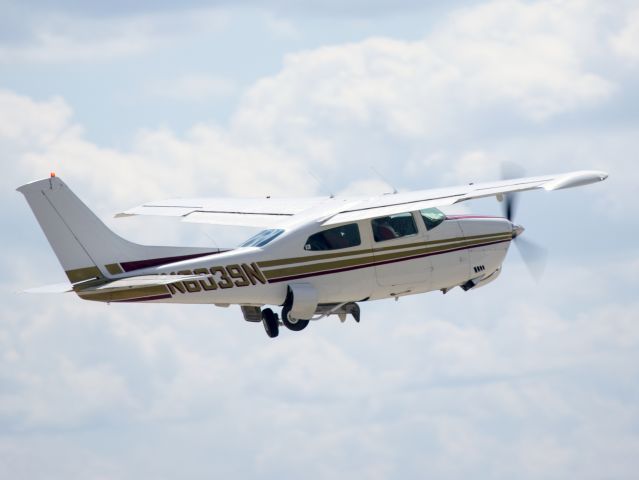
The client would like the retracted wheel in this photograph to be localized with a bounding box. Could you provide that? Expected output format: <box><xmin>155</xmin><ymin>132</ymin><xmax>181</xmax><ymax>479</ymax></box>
<box><xmin>261</xmin><ymin>308</ymin><xmax>279</xmax><ymax>338</ymax></box>
<box><xmin>281</xmin><ymin>305</ymin><xmax>309</xmax><ymax>332</ymax></box>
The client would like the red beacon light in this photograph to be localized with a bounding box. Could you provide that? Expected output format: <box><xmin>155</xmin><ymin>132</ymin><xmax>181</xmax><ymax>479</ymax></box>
<box><xmin>50</xmin><ymin>172</ymin><xmax>56</xmax><ymax>178</ymax></box>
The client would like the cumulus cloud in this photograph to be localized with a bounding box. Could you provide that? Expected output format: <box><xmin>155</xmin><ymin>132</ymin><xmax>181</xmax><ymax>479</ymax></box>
<box><xmin>1</xmin><ymin>89</ymin><xmax>316</xmax><ymax>208</ymax></box>
<box><xmin>0</xmin><ymin>90</ymin><xmax>72</xmax><ymax>144</ymax></box>
<box><xmin>234</xmin><ymin>0</ymin><xmax>617</xmax><ymax>149</ymax></box>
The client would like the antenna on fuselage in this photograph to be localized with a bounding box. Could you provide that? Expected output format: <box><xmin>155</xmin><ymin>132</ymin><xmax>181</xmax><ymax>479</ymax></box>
<box><xmin>307</xmin><ymin>170</ymin><xmax>335</xmax><ymax>198</ymax></box>
<box><xmin>370</xmin><ymin>166</ymin><xmax>398</xmax><ymax>194</ymax></box>
<box><xmin>201</xmin><ymin>229</ymin><xmax>220</xmax><ymax>250</ymax></box>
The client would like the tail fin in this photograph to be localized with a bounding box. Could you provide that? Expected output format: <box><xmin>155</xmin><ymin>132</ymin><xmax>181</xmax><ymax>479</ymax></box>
<box><xmin>18</xmin><ymin>176</ymin><xmax>218</xmax><ymax>284</ymax></box>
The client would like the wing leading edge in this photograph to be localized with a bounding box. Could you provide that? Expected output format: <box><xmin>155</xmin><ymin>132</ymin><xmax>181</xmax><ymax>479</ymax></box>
<box><xmin>321</xmin><ymin>170</ymin><xmax>608</xmax><ymax>225</ymax></box>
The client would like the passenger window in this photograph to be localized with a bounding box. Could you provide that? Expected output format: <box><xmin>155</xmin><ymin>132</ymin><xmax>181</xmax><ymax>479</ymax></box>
<box><xmin>420</xmin><ymin>208</ymin><xmax>446</xmax><ymax>230</ymax></box>
<box><xmin>305</xmin><ymin>224</ymin><xmax>361</xmax><ymax>251</ymax></box>
<box><xmin>371</xmin><ymin>212</ymin><xmax>417</xmax><ymax>242</ymax></box>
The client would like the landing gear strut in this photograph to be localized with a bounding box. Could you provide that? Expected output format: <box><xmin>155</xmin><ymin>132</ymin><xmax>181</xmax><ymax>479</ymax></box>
<box><xmin>261</xmin><ymin>308</ymin><xmax>279</xmax><ymax>338</ymax></box>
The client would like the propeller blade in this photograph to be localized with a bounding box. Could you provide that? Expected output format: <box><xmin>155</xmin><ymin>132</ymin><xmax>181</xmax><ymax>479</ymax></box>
<box><xmin>499</xmin><ymin>162</ymin><xmax>546</xmax><ymax>279</ymax></box>
<box><xmin>514</xmin><ymin>236</ymin><xmax>547</xmax><ymax>281</ymax></box>
<box><xmin>504</xmin><ymin>193</ymin><xmax>518</xmax><ymax>222</ymax></box>
<box><xmin>500</xmin><ymin>162</ymin><xmax>525</xmax><ymax>222</ymax></box>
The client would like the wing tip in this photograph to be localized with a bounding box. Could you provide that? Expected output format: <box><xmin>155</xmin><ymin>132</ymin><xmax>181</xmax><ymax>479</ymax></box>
<box><xmin>544</xmin><ymin>170</ymin><xmax>609</xmax><ymax>191</ymax></box>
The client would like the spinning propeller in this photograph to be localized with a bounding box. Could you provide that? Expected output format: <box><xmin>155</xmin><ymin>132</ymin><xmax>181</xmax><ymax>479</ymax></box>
<box><xmin>501</xmin><ymin>163</ymin><xmax>547</xmax><ymax>280</ymax></box>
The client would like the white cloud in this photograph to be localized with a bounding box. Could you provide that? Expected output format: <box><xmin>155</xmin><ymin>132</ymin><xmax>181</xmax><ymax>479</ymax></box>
<box><xmin>1</xmin><ymin>90</ymin><xmax>317</xmax><ymax>212</ymax></box>
<box><xmin>0</xmin><ymin>89</ymin><xmax>72</xmax><ymax>144</ymax></box>
<box><xmin>233</xmin><ymin>0</ymin><xmax>618</xmax><ymax>149</ymax></box>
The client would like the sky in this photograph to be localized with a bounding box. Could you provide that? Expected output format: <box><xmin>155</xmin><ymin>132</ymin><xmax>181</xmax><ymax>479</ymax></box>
<box><xmin>1</xmin><ymin>0</ymin><xmax>638</xmax><ymax>478</ymax></box>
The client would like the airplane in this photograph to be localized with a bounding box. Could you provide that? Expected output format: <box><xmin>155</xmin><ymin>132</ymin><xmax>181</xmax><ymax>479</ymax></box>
<box><xmin>17</xmin><ymin>169</ymin><xmax>607</xmax><ymax>338</ymax></box>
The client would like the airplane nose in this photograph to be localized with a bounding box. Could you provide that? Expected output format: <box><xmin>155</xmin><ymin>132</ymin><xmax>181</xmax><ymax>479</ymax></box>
<box><xmin>512</xmin><ymin>224</ymin><xmax>525</xmax><ymax>238</ymax></box>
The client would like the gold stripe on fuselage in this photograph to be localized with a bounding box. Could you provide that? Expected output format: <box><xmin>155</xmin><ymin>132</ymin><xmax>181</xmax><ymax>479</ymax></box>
<box><xmin>260</xmin><ymin>232</ymin><xmax>511</xmax><ymax>281</ymax></box>
<box><xmin>68</xmin><ymin>232</ymin><xmax>511</xmax><ymax>300</ymax></box>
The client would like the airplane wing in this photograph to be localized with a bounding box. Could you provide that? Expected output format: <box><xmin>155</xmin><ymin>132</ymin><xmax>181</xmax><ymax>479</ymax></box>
<box><xmin>117</xmin><ymin>170</ymin><xmax>607</xmax><ymax>228</ymax></box>
<box><xmin>116</xmin><ymin>196</ymin><xmax>345</xmax><ymax>228</ymax></box>
<box><xmin>321</xmin><ymin>170</ymin><xmax>608</xmax><ymax>225</ymax></box>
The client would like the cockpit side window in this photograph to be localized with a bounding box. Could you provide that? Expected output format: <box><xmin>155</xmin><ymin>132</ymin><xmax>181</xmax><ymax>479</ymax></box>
<box><xmin>371</xmin><ymin>212</ymin><xmax>417</xmax><ymax>242</ymax></box>
<box><xmin>420</xmin><ymin>207</ymin><xmax>446</xmax><ymax>230</ymax></box>
<box><xmin>240</xmin><ymin>229</ymin><xmax>284</xmax><ymax>248</ymax></box>
<box><xmin>304</xmin><ymin>224</ymin><xmax>361</xmax><ymax>251</ymax></box>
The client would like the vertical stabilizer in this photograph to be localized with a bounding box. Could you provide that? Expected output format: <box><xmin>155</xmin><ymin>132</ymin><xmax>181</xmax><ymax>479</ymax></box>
<box><xmin>17</xmin><ymin>176</ymin><xmax>217</xmax><ymax>284</ymax></box>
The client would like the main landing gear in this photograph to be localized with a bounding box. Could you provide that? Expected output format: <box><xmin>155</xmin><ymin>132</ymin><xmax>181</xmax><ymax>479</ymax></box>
<box><xmin>260</xmin><ymin>306</ymin><xmax>310</xmax><ymax>338</ymax></box>
<box><xmin>257</xmin><ymin>302</ymin><xmax>361</xmax><ymax>338</ymax></box>
<box><xmin>261</xmin><ymin>308</ymin><xmax>279</xmax><ymax>338</ymax></box>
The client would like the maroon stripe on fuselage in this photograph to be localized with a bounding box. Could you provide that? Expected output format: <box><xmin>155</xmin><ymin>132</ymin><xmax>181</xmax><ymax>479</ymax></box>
<box><xmin>446</xmin><ymin>215</ymin><xmax>506</xmax><ymax>220</ymax></box>
<box><xmin>268</xmin><ymin>239</ymin><xmax>511</xmax><ymax>284</ymax></box>
<box><xmin>120</xmin><ymin>251</ymin><xmax>222</xmax><ymax>272</ymax></box>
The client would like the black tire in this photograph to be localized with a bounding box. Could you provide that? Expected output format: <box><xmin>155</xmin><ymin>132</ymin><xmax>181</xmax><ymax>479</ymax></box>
<box><xmin>281</xmin><ymin>305</ymin><xmax>310</xmax><ymax>332</ymax></box>
<box><xmin>261</xmin><ymin>308</ymin><xmax>279</xmax><ymax>338</ymax></box>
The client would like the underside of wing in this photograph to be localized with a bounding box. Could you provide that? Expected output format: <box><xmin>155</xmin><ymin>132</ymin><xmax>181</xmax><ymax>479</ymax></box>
<box><xmin>116</xmin><ymin>170</ymin><xmax>607</xmax><ymax>228</ymax></box>
<box><xmin>116</xmin><ymin>196</ymin><xmax>338</xmax><ymax>228</ymax></box>
<box><xmin>321</xmin><ymin>170</ymin><xmax>608</xmax><ymax>225</ymax></box>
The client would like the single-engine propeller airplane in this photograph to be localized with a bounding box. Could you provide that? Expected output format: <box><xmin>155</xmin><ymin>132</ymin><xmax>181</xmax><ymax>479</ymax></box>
<box><xmin>18</xmin><ymin>169</ymin><xmax>607</xmax><ymax>338</ymax></box>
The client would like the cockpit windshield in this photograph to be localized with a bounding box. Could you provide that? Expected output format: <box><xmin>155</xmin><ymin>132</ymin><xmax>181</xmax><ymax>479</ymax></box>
<box><xmin>420</xmin><ymin>207</ymin><xmax>446</xmax><ymax>230</ymax></box>
<box><xmin>240</xmin><ymin>229</ymin><xmax>284</xmax><ymax>248</ymax></box>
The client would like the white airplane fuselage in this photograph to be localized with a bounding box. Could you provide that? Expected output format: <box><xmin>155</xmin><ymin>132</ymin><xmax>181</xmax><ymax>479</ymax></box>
<box><xmin>77</xmin><ymin>214</ymin><xmax>513</xmax><ymax>307</ymax></box>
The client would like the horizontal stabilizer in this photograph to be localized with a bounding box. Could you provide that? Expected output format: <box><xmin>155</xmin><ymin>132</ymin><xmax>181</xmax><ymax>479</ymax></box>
<box><xmin>22</xmin><ymin>283</ymin><xmax>74</xmax><ymax>294</ymax></box>
<box><xmin>81</xmin><ymin>273</ymin><xmax>212</xmax><ymax>292</ymax></box>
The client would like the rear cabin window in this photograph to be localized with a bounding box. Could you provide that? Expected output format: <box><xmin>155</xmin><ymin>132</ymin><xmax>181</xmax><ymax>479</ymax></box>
<box><xmin>304</xmin><ymin>224</ymin><xmax>361</xmax><ymax>251</ymax></box>
<box><xmin>420</xmin><ymin>208</ymin><xmax>446</xmax><ymax>230</ymax></box>
<box><xmin>371</xmin><ymin>212</ymin><xmax>418</xmax><ymax>242</ymax></box>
